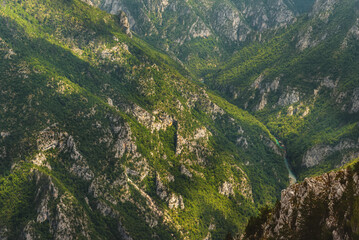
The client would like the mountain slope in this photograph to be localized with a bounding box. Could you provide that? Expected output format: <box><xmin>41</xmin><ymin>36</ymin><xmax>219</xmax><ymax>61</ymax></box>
<box><xmin>86</xmin><ymin>0</ymin><xmax>299</xmax><ymax>75</ymax></box>
<box><xmin>205</xmin><ymin>0</ymin><xmax>359</xmax><ymax>180</ymax></box>
<box><xmin>0</xmin><ymin>0</ymin><xmax>289</xmax><ymax>239</ymax></box>
<box><xmin>86</xmin><ymin>0</ymin><xmax>359</xmax><ymax>182</ymax></box>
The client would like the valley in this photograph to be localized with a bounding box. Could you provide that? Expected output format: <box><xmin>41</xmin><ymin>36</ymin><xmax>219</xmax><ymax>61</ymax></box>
<box><xmin>88</xmin><ymin>0</ymin><xmax>359</xmax><ymax>181</ymax></box>
<box><xmin>0</xmin><ymin>0</ymin><xmax>358</xmax><ymax>239</ymax></box>
<box><xmin>285</xmin><ymin>157</ymin><xmax>297</xmax><ymax>185</ymax></box>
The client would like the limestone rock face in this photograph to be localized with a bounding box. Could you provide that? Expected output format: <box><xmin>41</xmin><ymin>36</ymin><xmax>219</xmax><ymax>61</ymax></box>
<box><xmin>244</xmin><ymin>164</ymin><xmax>359</xmax><ymax>239</ymax></box>
<box><xmin>219</xmin><ymin>181</ymin><xmax>234</xmax><ymax>197</ymax></box>
<box><xmin>168</xmin><ymin>193</ymin><xmax>185</xmax><ymax>210</ymax></box>
<box><xmin>211</xmin><ymin>3</ymin><xmax>247</xmax><ymax>42</ymax></box>
<box><xmin>296</xmin><ymin>26</ymin><xmax>315</xmax><ymax>51</ymax></box>
<box><xmin>277</xmin><ymin>89</ymin><xmax>300</xmax><ymax>106</ymax></box>
<box><xmin>180</xmin><ymin>164</ymin><xmax>192</xmax><ymax>178</ymax></box>
<box><xmin>351</xmin><ymin>88</ymin><xmax>359</xmax><ymax>113</ymax></box>
<box><xmin>118</xmin><ymin>10</ymin><xmax>132</xmax><ymax>37</ymax></box>
<box><xmin>22</xmin><ymin>170</ymin><xmax>92</xmax><ymax>240</ymax></box>
<box><xmin>342</xmin><ymin>19</ymin><xmax>359</xmax><ymax>48</ymax></box>
<box><xmin>302</xmin><ymin>140</ymin><xmax>359</xmax><ymax>168</ymax></box>
<box><xmin>310</xmin><ymin>0</ymin><xmax>339</xmax><ymax>20</ymax></box>
<box><xmin>85</xmin><ymin>0</ymin><xmax>296</xmax><ymax>54</ymax></box>
<box><xmin>189</xmin><ymin>18</ymin><xmax>212</xmax><ymax>39</ymax></box>
<box><xmin>241</xmin><ymin>0</ymin><xmax>295</xmax><ymax>31</ymax></box>
<box><xmin>80</xmin><ymin>0</ymin><xmax>94</xmax><ymax>6</ymax></box>
<box><xmin>156</xmin><ymin>173</ymin><xmax>168</xmax><ymax>200</ymax></box>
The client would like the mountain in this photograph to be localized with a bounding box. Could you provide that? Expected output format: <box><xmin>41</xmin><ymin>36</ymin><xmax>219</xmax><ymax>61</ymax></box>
<box><xmin>86</xmin><ymin>0</ymin><xmax>299</xmax><ymax>75</ymax></box>
<box><xmin>0</xmin><ymin>0</ymin><xmax>289</xmax><ymax>239</ymax></box>
<box><xmin>81</xmin><ymin>1</ymin><xmax>359</xmax><ymax>237</ymax></box>
<box><xmin>244</xmin><ymin>159</ymin><xmax>359</xmax><ymax>239</ymax></box>
<box><xmin>205</xmin><ymin>0</ymin><xmax>359</xmax><ymax>180</ymax></box>
<box><xmin>87</xmin><ymin>0</ymin><xmax>359</xmax><ymax>182</ymax></box>
<box><xmin>2</xmin><ymin>0</ymin><xmax>359</xmax><ymax>239</ymax></box>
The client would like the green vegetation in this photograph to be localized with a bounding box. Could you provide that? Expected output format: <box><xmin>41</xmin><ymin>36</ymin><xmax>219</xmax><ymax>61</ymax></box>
<box><xmin>2</xmin><ymin>0</ymin><xmax>358</xmax><ymax>238</ymax></box>
<box><xmin>0</xmin><ymin>164</ymin><xmax>37</xmax><ymax>238</ymax></box>
<box><xmin>204</xmin><ymin>0</ymin><xmax>359</xmax><ymax>179</ymax></box>
<box><xmin>0</xmin><ymin>0</ymin><xmax>290</xmax><ymax>239</ymax></box>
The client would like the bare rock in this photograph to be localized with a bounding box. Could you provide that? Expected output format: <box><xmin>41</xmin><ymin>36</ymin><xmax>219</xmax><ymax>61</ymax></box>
<box><xmin>32</xmin><ymin>153</ymin><xmax>51</xmax><ymax>170</ymax></box>
<box><xmin>219</xmin><ymin>181</ymin><xmax>234</xmax><ymax>197</ymax></box>
<box><xmin>0</xmin><ymin>131</ymin><xmax>10</xmax><ymax>138</ymax></box>
<box><xmin>236</xmin><ymin>136</ymin><xmax>248</xmax><ymax>149</ymax></box>
<box><xmin>246</xmin><ymin>166</ymin><xmax>359</xmax><ymax>239</ymax></box>
<box><xmin>4</xmin><ymin>48</ymin><xmax>16</xmax><ymax>59</ymax></box>
<box><xmin>257</xmin><ymin>93</ymin><xmax>268</xmax><ymax>110</ymax></box>
<box><xmin>156</xmin><ymin>173</ymin><xmax>168</xmax><ymax>200</ymax></box>
<box><xmin>350</xmin><ymin>88</ymin><xmax>359</xmax><ymax>113</ymax></box>
<box><xmin>118</xmin><ymin>11</ymin><xmax>132</xmax><ymax>37</ymax></box>
<box><xmin>168</xmin><ymin>193</ymin><xmax>185</xmax><ymax>210</ymax></box>
<box><xmin>278</xmin><ymin>89</ymin><xmax>300</xmax><ymax>106</ymax></box>
<box><xmin>189</xmin><ymin>17</ymin><xmax>212</xmax><ymax>38</ymax></box>
<box><xmin>70</xmin><ymin>163</ymin><xmax>94</xmax><ymax>181</ymax></box>
<box><xmin>303</xmin><ymin>140</ymin><xmax>359</xmax><ymax>168</ymax></box>
<box><xmin>180</xmin><ymin>165</ymin><xmax>192</xmax><ymax>178</ymax></box>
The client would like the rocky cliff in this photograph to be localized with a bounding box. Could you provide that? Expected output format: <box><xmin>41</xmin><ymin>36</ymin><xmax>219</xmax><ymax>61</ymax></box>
<box><xmin>88</xmin><ymin>0</ymin><xmax>297</xmax><ymax>41</ymax></box>
<box><xmin>244</xmin><ymin>160</ymin><xmax>359</xmax><ymax>240</ymax></box>
<box><xmin>117</xmin><ymin>10</ymin><xmax>132</xmax><ymax>37</ymax></box>
<box><xmin>85</xmin><ymin>0</ymin><xmax>298</xmax><ymax>74</ymax></box>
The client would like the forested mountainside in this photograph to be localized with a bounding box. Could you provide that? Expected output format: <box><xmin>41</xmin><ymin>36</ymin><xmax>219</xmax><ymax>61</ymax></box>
<box><xmin>244</xmin><ymin>160</ymin><xmax>359</xmax><ymax>240</ymax></box>
<box><xmin>88</xmin><ymin>0</ymin><xmax>359</xmax><ymax>182</ymax></box>
<box><xmin>206</xmin><ymin>0</ymin><xmax>359</xmax><ymax>180</ymax></box>
<box><xmin>86</xmin><ymin>0</ymin><xmax>307</xmax><ymax>75</ymax></box>
<box><xmin>2</xmin><ymin>0</ymin><xmax>359</xmax><ymax>239</ymax></box>
<box><xmin>0</xmin><ymin>0</ymin><xmax>289</xmax><ymax>239</ymax></box>
<box><xmin>82</xmin><ymin>0</ymin><xmax>359</xmax><ymax>238</ymax></box>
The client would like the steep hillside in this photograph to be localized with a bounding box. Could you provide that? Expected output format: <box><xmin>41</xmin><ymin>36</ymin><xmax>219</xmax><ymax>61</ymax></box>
<box><xmin>205</xmin><ymin>0</ymin><xmax>359</xmax><ymax>180</ymax></box>
<box><xmin>244</xmin><ymin>159</ymin><xmax>359</xmax><ymax>239</ymax></box>
<box><xmin>86</xmin><ymin>0</ymin><xmax>298</xmax><ymax>75</ymax></box>
<box><xmin>86</xmin><ymin>0</ymin><xmax>359</xmax><ymax>182</ymax></box>
<box><xmin>0</xmin><ymin>0</ymin><xmax>289</xmax><ymax>239</ymax></box>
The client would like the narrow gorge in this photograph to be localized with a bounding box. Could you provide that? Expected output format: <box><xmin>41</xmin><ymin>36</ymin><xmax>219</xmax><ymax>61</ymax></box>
<box><xmin>0</xmin><ymin>0</ymin><xmax>358</xmax><ymax>239</ymax></box>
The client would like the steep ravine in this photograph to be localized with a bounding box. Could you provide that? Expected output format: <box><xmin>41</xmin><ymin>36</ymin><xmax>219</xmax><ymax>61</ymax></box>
<box><xmin>204</xmin><ymin>0</ymin><xmax>359</xmax><ymax>182</ymax></box>
<box><xmin>275</xmin><ymin>138</ymin><xmax>297</xmax><ymax>185</ymax></box>
<box><xmin>284</xmin><ymin>157</ymin><xmax>297</xmax><ymax>185</ymax></box>
<box><xmin>0</xmin><ymin>0</ymin><xmax>291</xmax><ymax>239</ymax></box>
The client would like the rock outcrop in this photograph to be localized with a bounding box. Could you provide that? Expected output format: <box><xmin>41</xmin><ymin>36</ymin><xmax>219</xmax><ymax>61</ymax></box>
<box><xmin>277</xmin><ymin>89</ymin><xmax>300</xmax><ymax>106</ymax></box>
<box><xmin>302</xmin><ymin>139</ymin><xmax>359</xmax><ymax>168</ymax></box>
<box><xmin>22</xmin><ymin>170</ymin><xmax>93</xmax><ymax>240</ymax></box>
<box><xmin>85</xmin><ymin>0</ymin><xmax>297</xmax><ymax>66</ymax></box>
<box><xmin>351</xmin><ymin>88</ymin><xmax>359</xmax><ymax>113</ymax></box>
<box><xmin>118</xmin><ymin>10</ymin><xmax>132</xmax><ymax>37</ymax></box>
<box><xmin>244</xmin><ymin>161</ymin><xmax>359</xmax><ymax>239</ymax></box>
<box><xmin>219</xmin><ymin>181</ymin><xmax>235</xmax><ymax>197</ymax></box>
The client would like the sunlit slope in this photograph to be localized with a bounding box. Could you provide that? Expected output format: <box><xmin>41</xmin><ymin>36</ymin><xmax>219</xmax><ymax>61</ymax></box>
<box><xmin>0</xmin><ymin>0</ymin><xmax>288</xmax><ymax>239</ymax></box>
